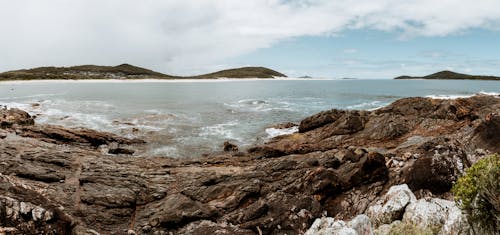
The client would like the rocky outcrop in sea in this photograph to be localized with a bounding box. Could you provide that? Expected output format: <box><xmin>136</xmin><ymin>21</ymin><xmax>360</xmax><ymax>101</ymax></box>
<box><xmin>0</xmin><ymin>95</ymin><xmax>498</xmax><ymax>234</ymax></box>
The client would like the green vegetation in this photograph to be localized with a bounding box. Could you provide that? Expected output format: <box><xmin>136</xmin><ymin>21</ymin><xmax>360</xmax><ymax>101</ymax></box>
<box><xmin>452</xmin><ymin>154</ymin><xmax>499</xmax><ymax>233</ymax></box>
<box><xmin>193</xmin><ymin>66</ymin><xmax>286</xmax><ymax>79</ymax></box>
<box><xmin>394</xmin><ymin>70</ymin><xmax>500</xmax><ymax>80</ymax></box>
<box><xmin>0</xmin><ymin>64</ymin><xmax>286</xmax><ymax>81</ymax></box>
<box><xmin>385</xmin><ymin>222</ymin><xmax>438</xmax><ymax>235</ymax></box>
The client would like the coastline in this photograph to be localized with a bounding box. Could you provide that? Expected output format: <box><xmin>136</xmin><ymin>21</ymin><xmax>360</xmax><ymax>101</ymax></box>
<box><xmin>0</xmin><ymin>95</ymin><xmax>498</xmax><ymax>234</ymax></box>
<box><xmin>0</xmin><ymin>77</ymin><xmax>340</xmax><ymax>84</ymax></box>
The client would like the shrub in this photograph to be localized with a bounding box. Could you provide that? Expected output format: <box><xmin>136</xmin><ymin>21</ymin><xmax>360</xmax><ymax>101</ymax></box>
<box><xmin>386</xmin><ymin>222</ymin><xmax>437</xmax><ymax>235</ymax></box>
<box><xmin>452</xmin><ymin>154</ymin><xmax>499</xmax><ymax>233</ymax></box>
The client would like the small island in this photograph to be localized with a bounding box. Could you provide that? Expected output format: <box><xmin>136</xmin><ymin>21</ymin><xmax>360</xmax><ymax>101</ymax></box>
<box><xmin>394</xmin><ymin>70</ymin><xmax>500</xmax><ymax>80</ymax></box>
<box><xmin>0</xmin><ymin>64</ymin><xmax>287</xmax><ymax>81</ymax></box>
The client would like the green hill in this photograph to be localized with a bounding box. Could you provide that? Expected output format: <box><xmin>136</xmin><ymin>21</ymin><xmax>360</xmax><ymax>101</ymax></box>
<box><xmin>0</xmin><ymin>64</ymin><xmax>286</xmax><ymax>81</ymax></box>
<box><xmin>394</xmin><ymin>70</ymin><xmax>500</xmax><ymax>80</ymax></box>
<box><xmin>193</xmin><ymin>67</ymin><xmax>286</xmax><ymax>79</ymax></box>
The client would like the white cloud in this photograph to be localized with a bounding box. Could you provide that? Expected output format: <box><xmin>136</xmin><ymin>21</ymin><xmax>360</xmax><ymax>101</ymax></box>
<box><xmin>1</xmin><ymin>0</ymin><xmax>500</xmax><ymax>74</ymax></box>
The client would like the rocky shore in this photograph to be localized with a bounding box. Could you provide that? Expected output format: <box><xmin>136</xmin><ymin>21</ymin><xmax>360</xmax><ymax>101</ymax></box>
<box><xmin>0</xmin><ymin>95</ymin><xmax>498</xmax><ymax>234</ymax></box>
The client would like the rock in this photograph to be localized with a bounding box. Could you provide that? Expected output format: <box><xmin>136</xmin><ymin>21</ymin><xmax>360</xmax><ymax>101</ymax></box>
<box><xmin>269</xmin><ymin>122</ymin><xmax>297</xmax><ymax>129</ymax></box>
<box><xmin>305</xmin><ymin>215</ymin><xmax>373</xmax><ymax>235</ymax></box>
<box><xmin>402</xmin><ymin>198</ymin><xmax>469</xmax><ymax>233</ymax></box>
<box><xmin>299</xmin><ymin>109</ymin><xmax>345</xmax><ymax>133</ymax></box>
<box><xmin>108</xmin><ymin>142</ymin><xmax>135</xmax><ymax>155</ymax></box>
<box><xmin>473</xmin><ymin>112</ymin><xmax>500</xmax><ymax>152</ymax></box>
<box><xmin>367</xmin><ymin>184</ymin><xmax>416</xmax><ymax>226</ymax></box>
<box><xmin>147</xmin><ymin>194</ymin><xmax>218</xmax><ymax>228</ymax></box>
<box><xmin>223</xmin><ymin>141</ymin><xmax>238</xmax><ymax>152</ymax></box>
<box><xmin>17</xmin><ymin>124</ymin><xmax>145</xmax><ymax>147</ymax></box>
<box><xmin>0</xmin><ymin>107</ymin><xmax>34</xmax><ymax>127</ymax></box>
<box><xmin>440</xmin><ymin>204</ymin><xmax>471</xmax><ymax>235</ymax></box>
<box><xmin>347</xmin><ymin>214</ymin><xmax>373</xmax><ymax>235</ymax></box>
<box><xmin>305</xmin><ymin>217</ymin><xmax>357</xmax><ymax>235</ymax></box>
<box><xmin>0</xmin><ymin>95</ymin><xmax>498</xmax><ymax>234</ymax></box>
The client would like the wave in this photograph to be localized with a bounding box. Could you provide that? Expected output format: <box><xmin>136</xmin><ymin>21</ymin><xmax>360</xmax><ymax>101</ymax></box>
<box><xmin>198</xmin><ymin>121</ymin><xmax>242</xmax><ymax>141</ymax></box>
<box><xmin>224</xmin><ymin>99</ymin><xmax>296</xmax><ymax>113</ymax></box>
<box><xmin>265</xmin><ymin>126</ymin><xmax>299</xmax><ymax>139</ymax></box>
<box><xmin>425</xmin><ymin>91</ymin><xmax>499</xmax><ymax>100</ymax></box>
<box><xmin>346</xmin><ymin>101</ymin><xmax>388</xmax><ymax>111</ymax></box>
<box><xmin>0</xmin><ymin>93</ymin><xmax>65</xmax><ymax>101</ymax></box>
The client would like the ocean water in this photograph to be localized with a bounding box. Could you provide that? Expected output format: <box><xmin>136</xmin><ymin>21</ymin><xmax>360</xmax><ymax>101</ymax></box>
<box><xmin>1</xmin><ymin>79</ymin><xmax>499</xmax><ymax>158</ymax></box>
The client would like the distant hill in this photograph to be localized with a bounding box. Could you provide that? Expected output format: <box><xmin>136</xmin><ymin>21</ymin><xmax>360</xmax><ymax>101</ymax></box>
<box><xmin>395</xmin><ymin>70</ymin><xmax>500</xmax><ymax>80</ymax></box>
<box><xmin>0</xmin><ymin>65</ymin><xmax>286</xmax><ymax>81</ymax></box>
<box><xmin>193</xmin><ymin>67</ymin><xmax>286</xmax><ymax>79</ymax></box>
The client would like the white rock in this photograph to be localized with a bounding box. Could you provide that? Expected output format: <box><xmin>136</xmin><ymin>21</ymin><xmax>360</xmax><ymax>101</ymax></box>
<box><xmin>367</xmin><ymin>184</ymin><xmax>416</xmax><ymax>225</ymax></box>
<box><xmin>20</xmin><ymin>202</ymin><xmax>34</xmax><ymax>215</ymax></box>
<box><xmin>438</xmin><ymin>202</ymin><xmax>471</xmax><ymax>235</ymax></box>
<box><xmin>305</xmin><ymin>217</ymin><xmax>357</xmax><ymax>235</ymax></box>
<box><xmin>32</xmin><ymin>206</ymin><xmax>46</xmax><ymax>221</ymax></box>
<box><xmin>348</xmin><ymin>214</ymin><xmax>373</xmax><ymax>235</ymax></box>
<box><xmin>403</xmin><ymin>198</ymin><xmax>451</xmax><ymax>228</ymax></box>
<box><xmin>403</xmin><ymin>198</ymin><xmax>464</xmax><ymax>232</ymax></box>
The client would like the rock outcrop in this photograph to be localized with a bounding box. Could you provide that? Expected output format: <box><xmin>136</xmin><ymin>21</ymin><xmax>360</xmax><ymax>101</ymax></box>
<box><xmin>0</xmin><ymin>95</ymin><xmax>498</xmax><ymax>234</ymax></box>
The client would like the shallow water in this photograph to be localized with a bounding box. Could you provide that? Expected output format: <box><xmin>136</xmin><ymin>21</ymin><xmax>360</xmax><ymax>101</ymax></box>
<box><xmin>1</xmin><ymin>79</ymin><xmax>498</xmax><ymax>158</ymax></box>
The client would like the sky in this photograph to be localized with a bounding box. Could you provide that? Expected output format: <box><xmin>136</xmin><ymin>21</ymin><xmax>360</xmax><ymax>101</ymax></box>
<box><xmin>1</xmin><ymin>0</ymin><xmax>500</xmax><ymax>78</ymax></box>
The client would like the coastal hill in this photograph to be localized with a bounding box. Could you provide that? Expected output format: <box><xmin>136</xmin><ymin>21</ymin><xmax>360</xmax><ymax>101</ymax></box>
<box><xmin>0</xmin><ymin>64</ymin><xmax>286</xmax><ymax>81</ymax></box>
<box><xmin>395</xmin><ymin>70</ymin><xmax>500</xmax><ymax>80</ymax></box>
<box><xmin>192</xmin><ymin>66</ymin><xmax>286</xmax><ymax>79</ymax></box>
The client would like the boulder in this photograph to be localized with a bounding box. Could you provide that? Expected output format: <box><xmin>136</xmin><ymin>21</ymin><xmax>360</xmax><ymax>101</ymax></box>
<box><xmin>0</xmin><ymin>107</ymin><xmax>35</xmax><ymax>127</ymax></box>
<box><xmin>367</xmin><ymin>184</ymin><xmax>416</xmax><ymax>226</ymax></box>
<box><xmin>305</xmin><ymin>214</ymin><xmax>373</xmax><ymax>235</ymax></box>
<box><xmin>223</xmin><ymin>141</ymin><xmax>239</xmax><ymax>152</ymax></box>
<box><xmin>402</xmin><ymin>198</ymin><xmax>470</xmax><ymax>234</ymax></box>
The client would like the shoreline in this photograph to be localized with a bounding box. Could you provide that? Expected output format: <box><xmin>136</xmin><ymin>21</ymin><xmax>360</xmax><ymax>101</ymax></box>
<box><xmin>0</xmin><ymin>77</ymin><xmax>344</xmax><ymax>84</ymax></box>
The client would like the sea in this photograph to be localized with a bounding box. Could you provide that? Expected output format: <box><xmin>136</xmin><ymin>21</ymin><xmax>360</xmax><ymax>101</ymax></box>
<box><xmin>1</xmin><ymin>79</ymin><xmax>499</xmax><ymax>158</ymax></box>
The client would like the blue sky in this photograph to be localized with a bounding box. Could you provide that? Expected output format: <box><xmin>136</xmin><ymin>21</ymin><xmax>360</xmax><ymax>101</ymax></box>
<box><xmin>230</xmin><ymin>29</ymin><xmax>500</xmax><ymax>78</ymax></box>
<box><xmin>1</xmin><ymin>0</ymin><xmax>500</xmax><ymax>78</ymax></box>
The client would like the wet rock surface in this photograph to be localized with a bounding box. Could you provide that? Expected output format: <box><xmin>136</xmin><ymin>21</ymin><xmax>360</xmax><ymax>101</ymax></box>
<box><xmin>0</xmin><ymin>95</ymin><xmax>498</xmax><ymax>234</ymax></box>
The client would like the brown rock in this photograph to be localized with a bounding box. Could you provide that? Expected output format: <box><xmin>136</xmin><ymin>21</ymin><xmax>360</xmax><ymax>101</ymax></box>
<box><xmin>0</xmin><ymin>107</ymin><xmax>35</xmax><ymax>128</ymax></box>
<box><xmin>223</xmin><ymin>141</ymin><xmax>239</xmax><ymax>152</ymax></box>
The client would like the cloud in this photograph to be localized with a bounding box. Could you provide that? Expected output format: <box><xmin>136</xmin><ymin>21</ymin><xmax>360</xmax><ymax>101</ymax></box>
<box><xmin>1</xmin><ymin>0</ymin><xmax>500</xmax><ymax>74</ymax></box>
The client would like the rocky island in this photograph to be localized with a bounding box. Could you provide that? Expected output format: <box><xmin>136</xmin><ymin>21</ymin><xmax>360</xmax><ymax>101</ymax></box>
<box><xmin>0</xmin><ymin>65</ymin><xmax>286</xmax><ymax>81</ymax></box>
<box><xmin>0</xmin><ymin>94</ymin><xmax>499</xmax><ymax>234</ymax></box>
<box><xmin>395</xmin><ymin>70</ymin><xmax>500</xmax><ymax>80</ymax></box>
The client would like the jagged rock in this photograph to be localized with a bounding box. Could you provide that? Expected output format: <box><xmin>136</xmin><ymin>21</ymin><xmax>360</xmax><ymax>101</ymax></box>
<box><xmin>17</xmin><ymin>124</ymin><xmax>144</xmax><ymax>147</ymax></box>
<box><xmin>299</xmin><ymin>109</ymin><xmax>345</xmax><ymax>133</ymax></box>
<box><xmin>305</xmin><ymin>217</ymin><xmax>357</xmax><ymax>235</ymax></box>
<box><xmin>269</xmin><ymin>122</ymin><xmax>297</xmax><ymax>129</ymax></box>
<box><xmin>402</xmin><ymin>198</ymin><xmax>469</xmax><ymax>234</ymax></box>
<box><xmin>0</xmin><ymin>107</ymin><xmax>34</xmax><ymax>127</ymax></box>
<box><xmin>347</xmin><ymin>214</ymin><xmax>373</xmax><ymax>235</ymax></box>
<box><xmin>367</xmin><ymin>184</ymin><xmax>416</xmax><ymax>226</ymax></box>
<box><xmin>0</xmin><ymin>95</ymin><xmax>497</xmax><ymax>234</ymax></box>
<box><xmin>305</xmin><ymin>215</ymin><xmax>373</xmax><ymax>235</ymax></box>
<box><xmin>223</xmin><ymin>141</ymin><xmax>239</xmax><ymax>152</ymax></box>
<box><xmin>108</xmin><ymin>142</ymin><xmax>135</xmax><ymax>155</ymax></box>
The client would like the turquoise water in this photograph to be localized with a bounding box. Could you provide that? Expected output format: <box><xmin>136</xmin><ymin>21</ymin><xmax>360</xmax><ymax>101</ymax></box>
<box><xmin>1</xmin><ymin>79</ymin><xmax>499</xmax><ymax>157</ymax></box>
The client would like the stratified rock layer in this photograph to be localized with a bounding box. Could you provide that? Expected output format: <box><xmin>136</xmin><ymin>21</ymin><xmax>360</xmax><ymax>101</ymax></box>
<box><xmin>0</xmin><ymin>95</ymin><xmax>498</xmax><ymax>234</ymax></box>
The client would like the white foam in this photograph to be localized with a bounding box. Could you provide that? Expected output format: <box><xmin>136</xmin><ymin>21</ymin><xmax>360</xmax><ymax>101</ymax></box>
<box><xmin>151</xmin><ymin>146</ymin><xmax>179</xmax><ymax>157</ymax></box>
<box><xmin>198</xmin><ymin>121</ymin><xmax>242</xmax><ymax>141</ymax></box>
<box><xmin>347</xmin><ymin>101</ymin><xmax>387</xmax><ymax>111</ymax></box>
<box><xmin>265</xmin><ymin>126</ymin><xmax>299</xmax><ymax>138</ymax></box>
<box><xmin>425</xmin><ymin>94</ymin><xmax>473</xmax><ymax>99</ymax></box>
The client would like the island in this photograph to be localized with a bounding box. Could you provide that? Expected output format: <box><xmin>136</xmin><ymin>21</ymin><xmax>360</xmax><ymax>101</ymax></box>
<box><xmin>0</xmin><ymin>64</ymin><xmax>287</xmax><ymax>81</ymax></box>
<box><xmin>394</xmin><ymin>70</ymin><xmax>500</xmax><ymax>80</ymax></box>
